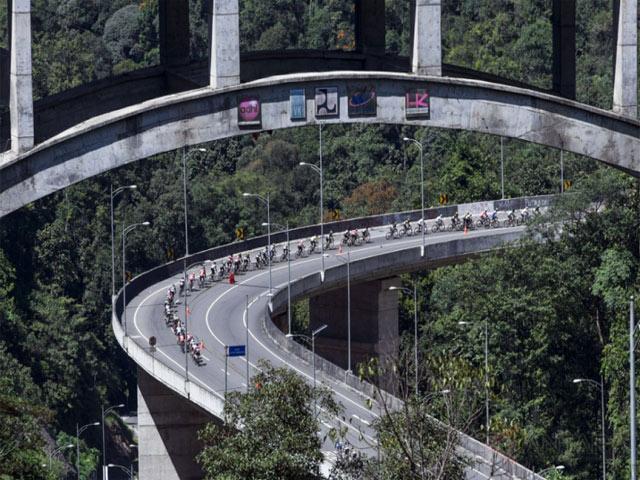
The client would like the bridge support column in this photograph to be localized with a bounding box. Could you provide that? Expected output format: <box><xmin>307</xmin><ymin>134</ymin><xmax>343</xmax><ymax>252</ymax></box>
<box><xmin>209</xmin><ymin>0</ymin><xmax>240</xmax><ymax>89</ymax></box>
<box><xmin>9</xmin><ymin>0</ymin><xmax>33</xmax><ymax>154</ymax></box>
<box><xmin>355</xmin><ymin>0</ymin><xmax>385</xmax><ymax>68</ymax></box>
<box><xmin>552</xmin><ymin>0</ymin><xmax>576</xmax><ymax>100</ymax></box>
<box><xmin>613</xmin><ymin>0</ymin><xmax>638</xmax><ymax>118</ymax></box>
<box><xmin>159</xmin><ymin>0</ymin><xmax>190</xmax><ymax>67</ymax></box>
<box><xmin>137</xmin><ymin>368</ymin><xmax>213</xmax><ymax>480</ymax></box>
<box><xmin>412</xmin><ymin>0</ymin><xmax>442</xmax><ymax>76</ymax></box>
<box><xmin>310</xmin><ymin>277</ymin><xmax>400</xmax><ymax>373</ymax></box>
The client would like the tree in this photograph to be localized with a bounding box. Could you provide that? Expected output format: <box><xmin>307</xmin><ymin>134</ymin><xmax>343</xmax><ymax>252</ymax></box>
<box><xmin>197</xmin><ymin>361</ymin><xmax>343</xmax><ymax>479</ymax></box>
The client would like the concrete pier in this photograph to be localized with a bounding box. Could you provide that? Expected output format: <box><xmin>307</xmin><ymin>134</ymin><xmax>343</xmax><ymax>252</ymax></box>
<box><xmin>613</xmin><ymin>0</ymin><xmax>638</xmax><ymax>118</ymax></box>
<box><xmin>412</xmin><ymin>0</ymin><xmax>442</xmax><ymax>76</ymax></box>
<box><xmin>209</xmin><ymin>0</ymin><xmax>240</xmax><ymax>89</ymax></box>
<box><xmin>309</xmin><ymin>277</ymin><xmax>401</xmax><ymax>373</ymax></box>
<box><xmin>137</xmin><ymin>368</ymin><xmax>214</xmax><ymax>480</ymax></box>
<box><xmin>9</xmin><ymin>0</ymin><xmax>33</xmax><ymax>153</ymax></box>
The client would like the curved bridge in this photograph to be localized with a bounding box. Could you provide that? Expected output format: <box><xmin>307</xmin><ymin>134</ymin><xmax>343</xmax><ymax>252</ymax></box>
<box><xmin>116</xmin><ymin>196</ymin><xmax>551</xmax><ymax>479</ymax></box>
<box><xmin>1</xmin><ymin>71</ymin><xmax>638</xmax><ymax>218</ymax></box>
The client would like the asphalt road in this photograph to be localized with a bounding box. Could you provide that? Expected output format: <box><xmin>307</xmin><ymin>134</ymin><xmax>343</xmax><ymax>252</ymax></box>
<box><xmin>125</xmin><ymin>219</ymin><xmax>535</xmax><ymax>479</ymax></box>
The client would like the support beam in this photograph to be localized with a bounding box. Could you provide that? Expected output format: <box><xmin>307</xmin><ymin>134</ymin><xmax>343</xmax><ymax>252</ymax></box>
<box><xmin>309</xmin><ymin>277</ymin><xmax>400</xmax><ymax>373</ymax></box>
<box><xmin>9</xmin><ymin>0</ymin><xmax>33</xmax><ymax>153</ymax></box>
<box><xmin>159</xmin><ymin>0</ymin><xmax>190</xmax><ymax>67</ymax></box>
<box><xmin>355</xmin><ymin>0</ymin><xmax>386</xmax><ymax>57</ymax></box>
<box><xmin>209</xmin><ymin>0</ymin><xmax>240</xmax><ymax>89</ymax></box>
<box><xmin>137</xmin><ymin>368</ymin><xmax>213</xmax><ymax>480</ymax></box>
<box><xmin>412</xmin><ymin>0</ymin><xmax>442</xmax><ymax>76</ymax></box>
<box><xmin>551</xmin><ymin>0</ymin><xmax>576</xmax><ymax>100</ymax></box>
<box><xmin>613</xmin><ymin>0</ymin><xmax>638</xmax><ymax>118</ymax></box>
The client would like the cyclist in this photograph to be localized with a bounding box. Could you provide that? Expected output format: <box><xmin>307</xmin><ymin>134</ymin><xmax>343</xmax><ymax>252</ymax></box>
<box><xmin>451</xmin><ymin>212</ymin><xmax>460</xmax><ymax>228</ymax></box>
<box><xmin>463</xmin><ymin>212</ymin><xmax>473</xmax><ymax>229</ymax></box>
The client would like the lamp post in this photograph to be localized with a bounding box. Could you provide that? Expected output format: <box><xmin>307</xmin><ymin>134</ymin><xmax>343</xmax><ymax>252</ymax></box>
<box><xmin>326</xmin><ymin>248</ymin><xmax>352</xmax><ymax>373</ymax></box>
<box><xmin>262</xmin><ymin>222</ymin><xmax>291</xmax><ymax>334</ymax></box>
<box><xmin>101</xmin><ymin>403</ymin><xmax>124</xmax><ymax>479</ymax></box>
<box><xmin>299</xmin><ymin>156</ymin><xmax>325</xmax><ymax>280</ymax></box>
<box><xmin>110</xmin><ymin>184</ymin><xmax>136</xmax><ymax>298</ymax></box>
<box><xmin>76</xmin><ymin>422</ymin><xmax>100</xmax><ymax>480</ymax></box>
<box><xmin>286</xmin><ymin>324</ymin><xmax>328</xmax><ymax>418</ymax></box>
<box><xmin>107</xmin><ymin>463</ymin><xmax>133</xmax><ymax>480</ymax></box>
<box><xmin>500</xmin><ymin>137</ymin><xmax>505</xmax><ymax>199</ymax></box>
<box><xmin>122</xmin><ymin>222</ymin><xmax>151</xmax><ymax>340</ymax></box>
<box><xmin>537</xmin><ymin>465</ymin><xmax>565</xmax><ymax>477</ymax></box>
<box><xmin>403</xmin><ymin>137</ymin><xmax>425</xmax><ymax>256</ymax></box>
<box><xmin>572</xmin><ymin>377</ymin><xmax>606</xmax><ymax>479</ymax></box>
<box><xmin>459</xmin><ymin>319</ymin><xmax>490</xmax><ymax>445</ymax></box>
<box><xmin>48</xmin><ymin>444</ymin><xmax>73</xmax><ymax>469</ymax></box>
<box><xmin>181</xmin><ymin>147</ymin><xmax>206</xmax><ymax>258</ymax></box>
<box><xmin>243</xmin><ymin>192</ymin><xmax>271</xmax><ymax>292</ymax></box>
<box><xmin>632</xmin><ymin>297</ymin><xmax>637</xmax><ymax>480</ymax></box>
<box><xmin>389</xmin><ymin>284</ymin><xmax>420</xmax><ymax>397</ymax></box>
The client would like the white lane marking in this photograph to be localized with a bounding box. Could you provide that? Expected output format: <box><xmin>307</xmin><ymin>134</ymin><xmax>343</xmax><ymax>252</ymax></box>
<box><xmin>220</xmin><ymin>368</ymin><xmax>230</xmax><ymax>376</ymax></box>
<box><xmin>352</xmin><ymin>414</ymin><xmax>371</xmax><ymax>426</ymax></box>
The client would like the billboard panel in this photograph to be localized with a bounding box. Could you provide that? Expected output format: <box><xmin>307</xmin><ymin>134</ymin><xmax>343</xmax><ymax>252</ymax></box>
<box><xmin>405</xmin><ymin>89</ymin><xmax>430</xmax><ymax>119</ymax></box>
<box><xmin>315</xmin><ymin>87</ymin><xmax>339</xmax><ymax>118</ymax></box>
<box><xmin>238</xmin><ymin>96</ymin><xmax>261</xmax><ymax>128</ymax></box>
<box><xmin>290</xmin><ymin>88</ymin><xmax>306</xmax><ymax>121</ymax></box>
<box><xmin>348</xmin><ymin>85</ymin><xmax>377</xmax><ymax>117</ymax></box>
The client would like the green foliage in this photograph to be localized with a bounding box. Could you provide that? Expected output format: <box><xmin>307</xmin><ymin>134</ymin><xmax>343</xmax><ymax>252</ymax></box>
<box><xmin>197</xmin><ymin>361</ymin><xmax>341</xmax><ymax>479</ymax></box>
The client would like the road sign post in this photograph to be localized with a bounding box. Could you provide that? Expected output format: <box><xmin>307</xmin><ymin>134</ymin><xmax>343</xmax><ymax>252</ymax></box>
<box><xmin>224</xmin><ymin>345</ymin><xmax>246</xmax><ymax>399</ymax></box>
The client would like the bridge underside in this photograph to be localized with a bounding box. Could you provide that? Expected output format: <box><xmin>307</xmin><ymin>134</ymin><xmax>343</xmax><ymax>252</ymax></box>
<box><xmin>0</xmin><ymin>72</ymin><xmax>637</xmax><ymax>219</ymax></box>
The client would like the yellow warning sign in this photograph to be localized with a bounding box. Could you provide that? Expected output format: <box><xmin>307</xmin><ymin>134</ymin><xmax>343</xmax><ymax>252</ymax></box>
<box><xmin>438</xmin><ymin>194</ymin><xmax>449</xmax><ymax>205</ymax></box>
<box><xmin>563</xmin><ymin>180</ymin><xmax>572</xmax><ymax>190</ymax></box>
<box><xmin>235</xmin><ymin>227</ymin><xmax>245</xmax><ymax>241</ymax></box>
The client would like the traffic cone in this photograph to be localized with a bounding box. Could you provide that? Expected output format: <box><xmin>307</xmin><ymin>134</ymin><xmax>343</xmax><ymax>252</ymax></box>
<box><xmin>464</xmin><ymin>224</ymin><xmax>468</xmax><ymax>235</ymax></box>
<box><xmin>229</xmin><ymin>272</ymin><xmax>235</xmax><ymax>284</ymax></box>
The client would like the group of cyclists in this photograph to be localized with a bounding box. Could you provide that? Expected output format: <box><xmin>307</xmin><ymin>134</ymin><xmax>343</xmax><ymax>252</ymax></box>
<box><xmin>386</xmin><ymin>206</ymin><xmax>541</xmax><ymax>238</ymax></box>
<box><xmin>164</xmin><ymin>285</ymin><xmax>206</xmax><ymax>365</ymax></box>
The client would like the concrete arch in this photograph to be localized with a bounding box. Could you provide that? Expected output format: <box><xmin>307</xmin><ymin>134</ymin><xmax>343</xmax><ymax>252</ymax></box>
<box><xmin>0</xmin><ymin>71</ymin><xmax>638</xmax><ymax>218</ymax></box>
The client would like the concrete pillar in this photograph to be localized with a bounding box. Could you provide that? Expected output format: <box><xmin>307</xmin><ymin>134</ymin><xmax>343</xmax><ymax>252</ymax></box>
<box><xmin>612</xmin><ymin>0</ymin><xmax>638</xmax><ymax>118</ymax></box>
<box><xmin>552</xmin><ymin>0</ymin><xmax>576</xmax><ymax>100</ymax></box>
<box><xmin>159</xmin><ymin>0</ymin><xmax>190</xmax><ymax>67</ymax></box>
<box><xmin>355</xmin><ymin>0</ymin><xmax>386</xmax><ymax>57</ymax></box>
<box><xmin>412</xmin><ymin>0</ymin><xmax>442</xmax><ymax>76</ymax></box>
<box><xmin>9</xmin><ymin>0</ymin><xmax>33</xmax><ymax>153</ymax></box>
<box><xmin>209</xmin><ymin>0</ymin><xmax>240</xmax><ymax>89</ymax></box>
<box><xmin>137</xmin><ymin>368</ymin><xmax>214</xmax><ymax>480</ymax></box>
<box><xmin>309</xmin><ymin>277</ymin><xmax>400</xmax><ymax>372</ymax></box>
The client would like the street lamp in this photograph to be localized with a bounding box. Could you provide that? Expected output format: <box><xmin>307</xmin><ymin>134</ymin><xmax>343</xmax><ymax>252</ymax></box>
<box><xmin>299</xmin><ymin>158</ymin><xmax>325</xmax><ymax>280</ymax></box>
<box><xmin>122</xmin><ymin>221</ymin><xmax>150</xmax><ymax>340</ymax></box>
<box><xmin>287</xmin><ymin>324</ymin><xmax>328</xmax><ymax>418</ymax></box>
<box><xmin>326</xmin><ymin>249</ymin><xmax>352</xmax><ymax>374</ymax></box>
<box><xmin>107</xmin><ymin>463</ymin><xmax>134</xmax><ymax>480</ymax></box>
<box><xmin>458</xmin><ymin>319</ymin><xmax>490</xmax><ymax>445</ymax></box>
<box><xmin>631</xmin><ymin>297</ymin><xmax>637</xmax><ymax>480</ymax></box>
<box><xmin>182</xmin><ymin>147</ymin><xmax>207</xmax><ymax>258</ymax></box>
<box><xmin>101</xmin><ymin>403</ymin><xmax>125</xmax><ymax>478</ymax></box>
<box><xmin>48</xmin><ymin>443</ymin><xmax>73</xmax><ymax>469</ymax></box>
<box><xmin>263</xmin><ymin>222</ymin><xmax>292</xmax><ymax>335</ymax></box>
<box><xmin>388</xmin><ymin>284</ymin><xmax>420</xmax><ymax>397</ymax></box>
<box><xmin>243</xmin><ymin>192</ymin><xmax>271</xmax><ymax>292</ymax></box>
<box><xmin>110</xmin><ymin>184</ymin><xmax>136</xmax><ymax>298</ymax></box>
<box><xmin>76</xmin><ymin>422</ymin><xmax>100</xmax><ymax>480</ymax></box>
<box><xmin>403</xmin><ymin>137</ymin><xmax>426</xmax><ymax>256</ymax></box>
<box><xmin>573</xmin><ymin>377</ymin><xmax>606</xmax><ymax>480</ymax></box>
<box><xmin>537</xmin><ymin>465</ymin><xmax>565</xmax><ymax>476</ymax></box>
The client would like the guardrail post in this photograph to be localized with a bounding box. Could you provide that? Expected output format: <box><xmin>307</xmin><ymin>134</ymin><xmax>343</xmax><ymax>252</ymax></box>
<box><xmin>411</xmin><ymin>0</ymin><xmax>442</xmax><ymax>76</ymax></box>
<box><xmin>9</xmin><ymin>0</ymin><xmax>34</xmax><ymax>153</ymax></box>
<box><xmin>613</xmin><ymin>0</ymin><xmax>638</xmax><ymax>118</ymax></box>
<box><xmin>209</xmin><ymin>0</ymin><xmax>240</xmax><ymax>89</ymax></box>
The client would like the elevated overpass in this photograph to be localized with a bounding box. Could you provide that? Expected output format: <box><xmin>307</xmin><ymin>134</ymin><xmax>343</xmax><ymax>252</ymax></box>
<box><xmin>115</xmin><ymin>196</ymin><xmax>552</xmax><ymax>479</ymax></box>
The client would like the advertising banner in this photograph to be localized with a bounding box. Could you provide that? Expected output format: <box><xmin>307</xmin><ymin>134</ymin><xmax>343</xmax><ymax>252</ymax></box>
<box><xmin>315</xmin><ymin>87</ymin><xmax>339</xmax><ymax>118</ymax></box>
<box><xmin>238</xmin><ymin>96</ymin><xmax>261</xmax><ymax>128</ymax></box>
<box><xmin>290</xmin><ymin>88</ymin><xmax>306</xmax><ymax>121</ymax></box>
<box><xmin>405</xmin><ymin>89</ymin><xmax>430</xmax><ymax>119</ymax></box>
<box><xmin>348</xmin><ymin>85</ymin><xmax>377</xmax><ymax>117</ymax></box>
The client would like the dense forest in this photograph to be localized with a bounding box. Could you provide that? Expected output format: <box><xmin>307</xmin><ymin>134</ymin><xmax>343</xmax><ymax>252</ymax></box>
<box><xmin>0</xmin><ymin>0</ymin><xmax>636</xmax><ymax>479</ymax></box>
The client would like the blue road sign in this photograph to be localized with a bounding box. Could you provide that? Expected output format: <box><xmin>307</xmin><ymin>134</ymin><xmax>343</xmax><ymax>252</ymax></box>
<box><xmin>227</xmin><ymin>345</ymin><xmax>246</xmax><ymax>357</ymax></box>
